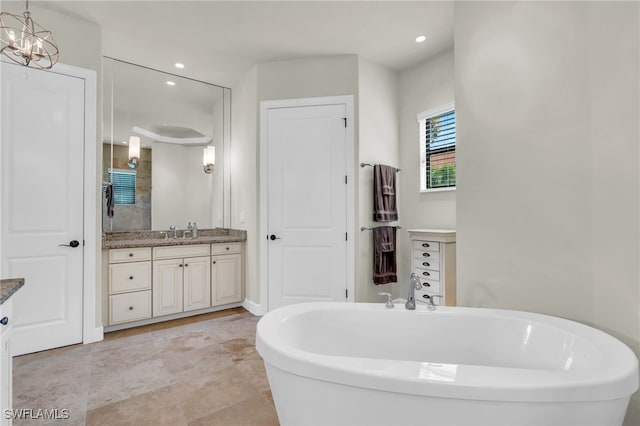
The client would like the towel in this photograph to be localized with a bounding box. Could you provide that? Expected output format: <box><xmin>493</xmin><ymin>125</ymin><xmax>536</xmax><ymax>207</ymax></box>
<box><xmin>373</xmin><ymin>226</ymin><xmax>397</xmax><ymax>285</ymax></box>
<box><xmin>373</xmin><ymin>164</ymin><xmax>398</xmax><ymax>222</ymax></box>
<box><xmin>105</xmin><ymin>183</ymin><xmax>114</xmax><ymax>218</ymax></box>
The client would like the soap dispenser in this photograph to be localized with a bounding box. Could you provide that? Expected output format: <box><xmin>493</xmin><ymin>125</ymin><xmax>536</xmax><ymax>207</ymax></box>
<box><xmin>192</xmin><ymin>222</ymin><xmax>198</xmax><ymax>239</ymax></box>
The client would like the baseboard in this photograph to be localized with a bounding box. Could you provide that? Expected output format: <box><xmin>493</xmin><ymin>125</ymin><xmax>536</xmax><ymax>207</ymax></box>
<box><xmin>242</xmin><ymin>298</ymin><xmax>263</xmax><ymax>316</ymax></box>
<box><xmin>83</xmin><ymin>325</ymin><xmax>104</xmax><ymax>344</ymax></box>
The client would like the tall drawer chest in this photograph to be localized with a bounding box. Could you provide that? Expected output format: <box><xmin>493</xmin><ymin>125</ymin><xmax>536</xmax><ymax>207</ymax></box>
<box><xmin>407</xmin><ymin>229</ymin><xmax>456</xmax><ymax>306</ymax></box>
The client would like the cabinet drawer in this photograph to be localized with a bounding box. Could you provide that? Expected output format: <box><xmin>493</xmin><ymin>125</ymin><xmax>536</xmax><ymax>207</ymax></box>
<box><xmin>415</xmin><ymin>268</ymin><xmax>440</xmax><ymax>281</ymax></box>
<box><xmin>416</xmin><ymin>288</ymin><xmax>444</xmax><ymax>306</ymax></box>
<box><xmin>415</xmin><ymin>259</ymin><xmax>440</xmax><ymax>272</ymax></box>
<box><xmin>153</xmin><ymin>244</ymin><xmax>210</xmax><ymax>260</ymax></box>
<box><xmin>109</xmin><ymin>247</ymin><xmax>151</xmax><ymax>263</ymax></box>
<box><xmin>419</xmin><ymin>276</ymin><xmax>441</xmax><ymax>291</ymax></box>
<box><xmin>212</xmin><ymin>242</ymin><xmax>242</xmax><ymax>255</ymax></box>
<box><xmin>413</xmin><ymin>241</ymin><xmax>440</xmax><ymax>252</ymax></box>
<box><xmin>414</xmin><ymin>249</ymin><xmax>440</xmax><ymax>261</ymax></box>
<box><xmin>109</xmin><ymin>262</ymin><xmax>151</xmax><ymax>294</ymax></box>
<box><xmin>109</xmin><ymin>291</ymin><xmax>151</xmax><ymax>325</ymax></box>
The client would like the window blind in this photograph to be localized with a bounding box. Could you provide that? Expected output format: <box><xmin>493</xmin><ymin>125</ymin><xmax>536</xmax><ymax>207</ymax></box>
<box><xmin>425</xmin><ymin>109</ymin><xmax>456</xmax><ymax>189</ymax></box>
<box><xmin>108</xmin><ymin>169</ymin><xmax>136</xmax><ymax>205</ymax></box>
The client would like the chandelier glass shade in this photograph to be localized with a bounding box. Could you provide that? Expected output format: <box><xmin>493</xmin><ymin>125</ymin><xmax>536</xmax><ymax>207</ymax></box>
<box><xmin>0</xmin><ymin>2</ymin><xmax>59</xmax><ymax>69</ymax></box>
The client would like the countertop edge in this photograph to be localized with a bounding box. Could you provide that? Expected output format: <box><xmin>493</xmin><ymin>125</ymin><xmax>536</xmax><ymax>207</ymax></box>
<box><xmin>103</xmin><ymin>237</ymin><xmax>246</xmax><ymax>250</ymax></box>
<box><xmin>0</xmin><ymin>278</ymin><xmax>24</xmax><ymax>305</ymax></box>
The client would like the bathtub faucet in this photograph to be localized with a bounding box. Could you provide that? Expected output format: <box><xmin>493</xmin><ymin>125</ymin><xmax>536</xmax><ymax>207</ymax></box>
<box><xmin>405</xmin><ymin>273</ymin><xmax>421</xmax><ymax>310</ymax></box>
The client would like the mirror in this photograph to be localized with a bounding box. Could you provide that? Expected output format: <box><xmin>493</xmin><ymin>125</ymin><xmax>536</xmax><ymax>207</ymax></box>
<box><xmin>102</xmin><ymin>57</ymin><xmax>231</xmax><ymax>232</ymax></box>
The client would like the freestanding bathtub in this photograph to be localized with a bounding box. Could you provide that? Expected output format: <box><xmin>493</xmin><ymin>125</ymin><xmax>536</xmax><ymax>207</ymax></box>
<box><xmin>256</xmin><ymin>302</ymin><xmax>638</xmax><ymax>426</ymax></box>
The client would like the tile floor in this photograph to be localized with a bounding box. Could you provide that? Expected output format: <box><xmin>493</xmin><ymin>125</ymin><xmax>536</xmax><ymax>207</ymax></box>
<box><xmin>12</xmin><ymin>308</ymin><xmax>279</xmax><ymax>425</ymax></box>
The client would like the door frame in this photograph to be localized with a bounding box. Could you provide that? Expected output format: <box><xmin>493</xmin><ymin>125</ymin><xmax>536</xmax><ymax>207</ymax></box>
<box><xmin>259</xmin><ymin>95</ymin><xmax>355</xmax><ymax>315</ymax></box>
<box><xmin>0</xmin><ymin>60</ymin><xmax>101</xmax><ymax>345</ymax></box>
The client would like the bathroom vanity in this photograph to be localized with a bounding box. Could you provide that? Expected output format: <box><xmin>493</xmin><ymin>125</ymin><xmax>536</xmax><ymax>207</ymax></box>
<box><xmin>102</xmin><ymin>229</ymin><xmax>245</xmax><ymax>331</ymax></box>
<box><xmin>0</xmin><ymin>278</ymin><xmax>23</xmax><ymax>426</ymax></box>
<box><xmin>407</xmin><ymin>229</ymin><xmax>456</xmax><ymax>306</ymax></box>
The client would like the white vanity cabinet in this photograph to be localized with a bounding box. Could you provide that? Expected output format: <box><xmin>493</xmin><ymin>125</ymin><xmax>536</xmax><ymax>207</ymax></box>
<box><xmin>212</xmin><ymin>242</ymin><xmax>243</xmax><ymax>305</ymax></box>
<box><xmin>108</xmin><ymin>247</ymin><xmax>152</xmax><ymax>325</ymax></box>
<box><xmin>408</xmin><ymin>229</ymin><xmax>456</xmax><ymax>306</ymax></box>
<box><xmin>152</xmin><ymin>245</ymin><xmax>211</xmax><ymax>316</ymax></box>
<box><xmin>0</xmin><ymin>299</ymin><xmax>12</xmax><ymax>426</ymax></box>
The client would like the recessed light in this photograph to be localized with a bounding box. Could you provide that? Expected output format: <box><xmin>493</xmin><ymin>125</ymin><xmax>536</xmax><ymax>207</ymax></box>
<box><xmin>415</xmin><ymin>35</ymin><xmax>426</xmax><ymax>43</ymax></box>
<box><xmin>166</xmin><ymin>81</ymin><xmax>176</xmax><ymax>86</ymax></box>
<box><xmin>175</xmin><ymin>63</ymin><xmax>184</xmax><ymax>69</ymax></box>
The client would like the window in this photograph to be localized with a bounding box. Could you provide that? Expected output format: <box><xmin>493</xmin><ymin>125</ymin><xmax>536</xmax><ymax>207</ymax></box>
<box><xmin>418</xmin><ymin>104</ymin><xmax>456</xmax><ymax>191</ymax></box>
<box><xmin>108</xmin><ymin>169</ymin><xmax>136</xmax><ymax>205</ymax></box>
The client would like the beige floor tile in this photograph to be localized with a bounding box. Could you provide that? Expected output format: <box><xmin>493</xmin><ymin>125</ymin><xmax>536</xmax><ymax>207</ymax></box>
<box><xmin>86</xmin><ymin>386</ymin><xmax>187</xmax><ymax>426</ymax></box>
<box><xmin>234</xmin><ymin>351</ymin><xmax>271</xmax><ymax>393</ymax></box>
<box><xmin>161</xmin><ymin>344</ymin><xmax>236</xmax><ymax>383</ymax></box>
<box><xmin>189</xmin><ymin>394</ymin><xmax>280</xmax><ymax>426</ymax></box>
<box><xmin>171</xmin><ymin>366</ymin><xmax>262</xmax><ymax>423</ymax></box>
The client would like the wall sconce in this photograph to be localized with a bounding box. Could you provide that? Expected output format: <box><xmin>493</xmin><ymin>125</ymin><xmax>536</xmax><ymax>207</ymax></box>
<box><xmin>128</xmin><ymin>136</ymin><xmax>140</xmax><ymax>169</ymax></box>
<box><xmin>203</xmin><ymin>146</ymin><xmax>215</xmax><ymax>174</ymax></box>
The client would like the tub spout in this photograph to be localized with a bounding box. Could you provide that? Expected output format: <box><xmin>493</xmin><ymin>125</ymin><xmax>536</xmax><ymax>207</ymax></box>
<box><xmin>405</xmin><ymin>273</ymin><xmax>421</xmax><ymax>310</ymax></box>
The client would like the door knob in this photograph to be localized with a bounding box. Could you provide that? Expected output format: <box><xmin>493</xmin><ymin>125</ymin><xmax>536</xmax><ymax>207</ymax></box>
<box><xmin>59</xmin><ymin>240</ymin><xmax>80</xmax><ymax>248</ymax></box>
<box><xmin>269</xmin><ymin>235</ymin><xmax>281</xmax><ymax>241</ymax></box>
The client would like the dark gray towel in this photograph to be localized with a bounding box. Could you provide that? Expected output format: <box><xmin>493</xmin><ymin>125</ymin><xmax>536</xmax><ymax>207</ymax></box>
<box><xmin>105</xmin><ymin>182</ymin><xmax>114</xmax><ymax>218</ymax></box>
<box><xmin>373</xmin><ymin>164</ymin><xmax>398</xmax><ymax>222</ymax></box>
<box><xmin>373</xmin><ymin>226</ymin><xmax>397</xmax><ymax>285</ymax></box>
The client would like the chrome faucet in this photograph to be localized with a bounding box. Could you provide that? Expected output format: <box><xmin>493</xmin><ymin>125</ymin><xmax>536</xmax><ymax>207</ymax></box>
<box><xmin>169</xmin><ymin>225</ymin><xmax>177</xmax><ymax>239</ymax></box>
<box><xmin>405</xmin><ymin>273</ymin><xmax>421</xmax><ymax>310</ymax></box>
<box><xmin>425</xmin><ymin>294</ymin><xmax>444</xmax><ymax>310</ymax></box>
<box><xmin>378</xmin><ymin>292</ymin><xmax>394</xmax><ymax>309</ymax></box>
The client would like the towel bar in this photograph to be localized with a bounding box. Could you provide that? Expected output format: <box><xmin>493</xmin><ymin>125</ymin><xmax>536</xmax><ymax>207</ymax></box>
<box><xmin>360</xmin><ymin>163</ymin><xmax>401</xmax><ymax>172</ymax></box>
<box><xmin>361</xmin><ymin>226</ymin><xmax>402</xmax><ymax>231</ymax></box>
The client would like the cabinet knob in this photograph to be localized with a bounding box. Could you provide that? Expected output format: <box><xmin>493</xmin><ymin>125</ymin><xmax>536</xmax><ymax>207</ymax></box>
<box><xmin>179</xmin><ymin>264</ymin><xmax>183</xmax><ymax>268</ymax></box>
<box><xmin>226</xmin><ymin>247</ymin><xmax>230</xmax><ymax>250</ymax></box>
<box><xmin>422</xmin><ymin>243</ymin><xmax>430</xmax><ymax>248</ymax></box>
<box><xmin>129</xmin><ymin>253</ymin><xmax>134</xmax><ymax>257</ymax></box>
<box><xmin>212</xmin><ymin>261</ymin><xmax>217</xmax><ymax>264</ymax></box>
<box><xmin>184</xmin><ymin>264</ymin><xmax>189</xmax><ymax>267</ymax></box>
<box><xmin>0</xmin><ymin>317</ymin><xmax>8</xmax><ymax>326</ymax></box>
<box><xmin>128</xmin><ymin>306</ymin><xmax>134</xmax><ymax>311</ymax></box>
<box><xmin>129</xmin><ymin>276</ymin><xmax>134</xmax><ymax>280</ymax></box>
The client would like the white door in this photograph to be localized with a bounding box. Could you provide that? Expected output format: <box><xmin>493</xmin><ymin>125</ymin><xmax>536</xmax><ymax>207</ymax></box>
<box><xmin>266</xmin><ymin>104</ymin><xmax>348</xmax><ymax>309</ymax></box>
<box><xmin>1</xmin><ymin>63</ymin><xmax>85</xmax><ymax>355</ymax></box>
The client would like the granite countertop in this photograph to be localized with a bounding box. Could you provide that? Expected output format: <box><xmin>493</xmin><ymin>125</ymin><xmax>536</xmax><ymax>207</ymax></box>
<box><xmin>103</xmin><ymin>228</ymin><xmax>247</xmax><ymax>249</ymax></box>
<box><xmin>0</xmin><ymin>278</ymin><xmax>24</xmax><ymax>305</ymax></box>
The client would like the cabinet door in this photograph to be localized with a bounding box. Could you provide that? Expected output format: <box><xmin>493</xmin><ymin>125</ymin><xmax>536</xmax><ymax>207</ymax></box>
<box><xmin>153</xmin><ymin>259</ymin><xmax>183</xmax><ymax>317</ymax></box>
<box><xmin>212</xmin><ymin>254</ymin><xmax>242</xmax><ymax>305</ymax></box>
<box><xmin>183</xmin><ymin>256</ymin><xmax>211</xmax><ymax>312</ymax></box>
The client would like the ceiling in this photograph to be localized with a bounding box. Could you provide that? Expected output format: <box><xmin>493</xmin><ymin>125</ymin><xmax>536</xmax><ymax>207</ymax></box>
<box><xmin>41</xmin><ymin>1</ymin><xmax>454</xmax><ymax>87</ymax></box>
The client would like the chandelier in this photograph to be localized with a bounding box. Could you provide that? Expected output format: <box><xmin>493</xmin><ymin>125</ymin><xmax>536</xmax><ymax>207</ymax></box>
<box><xmin>0</xmin><ymin>1</ymin><xmax>59</xmax><ymax>69</ymax></box>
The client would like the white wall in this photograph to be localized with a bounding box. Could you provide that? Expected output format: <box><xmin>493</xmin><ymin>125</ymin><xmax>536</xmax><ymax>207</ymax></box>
<box><xmin>357</xmin><ymin>58</ymin><xmax>400</xmax><ymax>302</ymax></box>
<box><xmin>231</xmin><ymin>65</ymin><xmax>259</xmax><ymax>302</ymax></box>
<box><xmin>455</xmin><ymin>2</ymin><xmax>640</xmax><ymax>424</ymax></box>
<box><xmin>397</xmin><ymin>49</ymin><xmax>455</xmax><ymax>296</ymax></box>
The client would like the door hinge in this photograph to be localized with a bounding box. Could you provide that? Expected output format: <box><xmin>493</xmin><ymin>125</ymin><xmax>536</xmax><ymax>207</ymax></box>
<box><xmin>346</xmin><ymin>289</ymin><xmax>348</xmax><ymax>299</ymax></box>
<box><xmin>342</xmin><ymin>117</ymin><xmax>347</xmax><ymax>128</ymax></box>
<box><xmin>345</xmin><ymin>175</ymin><xmax>347</xmax><ymax>184</ymax></box>
<box><xmin>345</xmin><ymin>232</ymin><xmax>348</xmax><ymax>241</ymax></box>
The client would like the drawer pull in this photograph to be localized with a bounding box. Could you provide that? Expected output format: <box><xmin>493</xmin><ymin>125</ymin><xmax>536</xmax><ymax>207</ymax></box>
<box><xmin>423</xmin><ymin>262</ymin><xmax>430</xmax><ymax>267</ymax></box>
<box><xmin>129</xmin><ymin>253</ymin><xmax>134</xmax><ymax>257</ymax></box>
<box><xmin>422</xmin><ymin>253</ymin><xmax>430</xmax><ymax>257</ymax></box>
<box><xmin>422</xmin><ymin>282</ymin><xmax>431</xmax><ymax>287</ymax></box>
<box><xmin>423</xmin><ymin>271</ymin><xmax>430</xmax><ymax>277</ymax></box>
<box><xmin>0</xmin><ymin>317</ymin><xmax>8</xmax><ymax>326</ymax></box>
<box><xmin>128</xmin><ymin>306</ymin><xmax>134</xmax><ymax>311</ymax></box>
<box><xmin>129</xmin><ymin>276</ymin><xmax>134</xmax><ymax>280</ymax></box>
<box><xmin>226</xmin><ymin>247</ymin><xmax>230</xmax><ymax>250</ymax></box>
<box><xmin>212</xmin><ymin>261</ymin><xmax>217</xmax><ymax>264</ymax></box>
<box><xmin>422</xmin><ymin>243</ymin><xmax>430</xmax><ymax>248</ymax></box>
